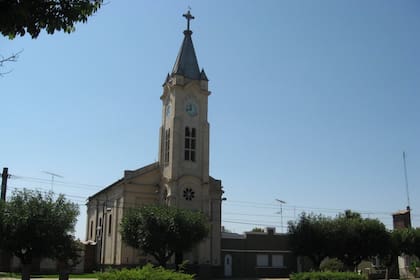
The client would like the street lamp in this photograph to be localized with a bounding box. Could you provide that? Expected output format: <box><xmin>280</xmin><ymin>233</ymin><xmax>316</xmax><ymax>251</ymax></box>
<box><xmin>275</xmin><ymin>199</ymin><xmax>286</xmax><ymax>233</ymax></box>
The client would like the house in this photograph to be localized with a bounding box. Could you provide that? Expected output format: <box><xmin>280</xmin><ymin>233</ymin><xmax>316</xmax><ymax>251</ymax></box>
<box><xmin>221</xmin><ymin>227</ymin><xmax>297</xmax><ymax>278</ymax></box>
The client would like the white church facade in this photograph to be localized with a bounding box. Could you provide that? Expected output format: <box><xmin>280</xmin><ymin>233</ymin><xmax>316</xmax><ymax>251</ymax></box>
<box><xmin>85</xmin><ymin>11</ymin><xmax>223</xmax><ymax>269</ymax></box>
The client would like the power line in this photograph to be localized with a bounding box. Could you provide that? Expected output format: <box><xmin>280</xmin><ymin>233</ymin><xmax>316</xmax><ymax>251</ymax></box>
<box><xmin>10</xmin><ymin>174</ymin><xmax>103</xmax><ymax>189</ymax></box>
<box><xmin>6</xmin><ymin>174</ymin><xmax>419</xmax><ymax>231</ymax></box>
<box><xmin>227</xmin><ymin>200</ymin><xmax>408</xmax><ymax>217</ymax></box>
<box><xmin>8</xmin><ymin>173</ymin><xmax>417</xmax><ymax>218</ymax></box>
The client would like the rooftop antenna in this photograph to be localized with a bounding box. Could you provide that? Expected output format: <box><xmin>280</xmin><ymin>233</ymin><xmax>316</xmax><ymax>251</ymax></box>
<box><xmin>42</xmin><ymin>171</ymin><xmax>63</xmax><ymax>192</ymax></box>
<box><xmin>402</xmin><ymin>151</ymin><xmax>411</xmax><ymax>210</ymax></box>
<box><xmin>275</xmin><ymin>199</ymin><xmax>286</xmax><ymax>233</ymax></box>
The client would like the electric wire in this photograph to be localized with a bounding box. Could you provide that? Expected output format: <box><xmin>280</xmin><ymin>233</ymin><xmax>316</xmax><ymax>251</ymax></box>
<box><xmin>5</xmin><ymin>177</ymin><xmax>418</xmax><ymax>232</ymax></box>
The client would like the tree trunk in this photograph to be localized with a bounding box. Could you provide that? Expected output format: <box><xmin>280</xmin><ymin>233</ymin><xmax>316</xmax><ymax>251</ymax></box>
<box><xmin>175</xmin><ymin>251</ymin><xmax>183</xmax><ymax>271</ymax></box>
<box><xmin>156</xmin><ymin>255</ymin><xmax>167</xmax><ymax>268</ymax></box>
<box><xmin>58</xmin><ymin>261</ymin><xmax>70</xmax><ymax>280</ymax></box>
<box><xmin>59</xmin><ymin>271</ymin><xmax>69</xmax><ymax>280</ymax></box>
<box><xmin>21</xmin><ymin>263</ymin><xmax>31</xmax><ymax>280</ymax></box>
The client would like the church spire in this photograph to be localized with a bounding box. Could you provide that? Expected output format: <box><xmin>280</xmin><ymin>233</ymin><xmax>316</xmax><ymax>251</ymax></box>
<box><xmin>171</xmin><ymin>10</ymin><xmax>203</xmax><ymax>81</ymax></box>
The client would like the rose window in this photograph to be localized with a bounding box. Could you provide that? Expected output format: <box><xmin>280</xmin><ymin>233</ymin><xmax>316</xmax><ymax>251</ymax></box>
<box><xmin>183</xmin><ymin>188</ymin><xmax>195</xmax><ymax>201</ymax></box>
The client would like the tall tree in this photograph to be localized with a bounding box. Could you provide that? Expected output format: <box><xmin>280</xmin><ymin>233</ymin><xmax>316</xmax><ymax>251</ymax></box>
<box><xmin>0</xmin><ymin>0</ymin><xmax>103</xmax><ymax>39</ymax></box>
<box><xmin>288</xmin><ymin>210</ymin><xmax>390</xmax><ymax>271</ymax></box>
<box><xmin>0</xmin><ymin>0</ymin><xmax>102</xmax><ymax>74</ymax></box>
<box><xmin>54</xmin><ymin>235</ymin><xmax>82</xmax><ymax>280</ymax></box>
<box><xmin>288</xmin><ymin>213</ymin><xmax>334</xmax><ymax>268</ymax></box>
<box><xmin>332</xmin><ymin>212</ymin><xmax>389</xmax><ymax>270</ymax></box>
<box><xmin>120</xmin><ymin>205</ymin><xmax>208</xmax><ymax>268</ymax></box>
<box><xmin>393</xmin><ymin>227</ymin><xmax>420</xmax><ymax>258</ymax></box>
<box><xmin>1</xmin><ymin>189</ymin><xmax>79</xmax><ymax>280</ymax></box>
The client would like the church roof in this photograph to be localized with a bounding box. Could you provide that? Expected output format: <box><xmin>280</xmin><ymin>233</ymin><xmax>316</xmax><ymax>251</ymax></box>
<box><xmin>171</xmin><ymin>11</ymin><xmax>206</xmax><ymax>81</ymax></box>
<box><xmin>87</xmin><ymin>162</ymin><xmax>160</xmax><ymax>200</ymax></box>
<box><xmin>172</xmin><ymin>30</ymin><xmax>201</xmax><ymax>80</ymax></box>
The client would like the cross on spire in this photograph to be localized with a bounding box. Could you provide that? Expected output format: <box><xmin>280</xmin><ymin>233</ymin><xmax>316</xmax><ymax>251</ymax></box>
<box><xmin>183</xmin><ymin>10</ymin><xmax>195</xmax><ymax>31</ymax></box>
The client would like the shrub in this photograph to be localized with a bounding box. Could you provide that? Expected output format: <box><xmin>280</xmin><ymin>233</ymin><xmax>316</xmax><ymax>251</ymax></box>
<box><xmin>290</xmin><ymin>271</ymin><xmax>367</xmax><ymax>280</ymax></box>
<box><xmin>97</xmin><ymin>264</ymin><xmax>194</xmax><ymax>280</ymax></box>
<box><xmin>409</xmin><ymin>260</ymin><xmax>420</xmax><ymax>276</ymax></box>
<box><xmin>320</xmin><ymin>258</ymin><xmax>345</xmax><ymax>272</ymax></box>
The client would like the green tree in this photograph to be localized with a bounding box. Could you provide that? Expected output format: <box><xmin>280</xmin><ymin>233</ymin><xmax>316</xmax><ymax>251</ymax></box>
<box><xmin>120</xmin><ymin>205</ymin><xmax>208</xmax><ymax>268</ymax></box>
<box><xmin>332</xmin><ymin>212</ymin><xmax>389</xmax><ymax>270</ymax></box>
<box><xmin>0</xmin><ymin>0</ymin><xmax>103</xmax><ymax>39</ymax></box>
<box><xmin>288</xmin><ymin>211</ymin><xmax>390</xmax><ymax>271</ymax></box>
<box><xmin>393</xmin><ymin>227</ymin><xmax>420</xmax><ymax>258</ymax></box>
<box><xmin>54</xmin><ymin>235</ymin><xmax>83</xmax><ymax>280</ymax></box>
<box><xmin>1</xmin><ymin>189</ymin><xmax>79</xmax><ymax>280</ymax></box>
<box><xmin>0</xmin><ymin>0</ymin><xmax>102</xmax><ymax>74</ymax></box>
<box><xmin>288</xmin><ymin>213</ymin><xmax>334</xmax><ymax>268</ymax></box>
<box><xmin>319</xmin><ymin>257</ymin><xmax>345</xmax><ymax>272</ymax></box>
<box><xmin>251</xmin><ymin>227</ymin><xmax>265</xmax><ymax>232</ymax></box>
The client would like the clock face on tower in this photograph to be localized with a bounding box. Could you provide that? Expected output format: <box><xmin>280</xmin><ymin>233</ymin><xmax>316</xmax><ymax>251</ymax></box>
<box><xmin>185</xmin><ymin>102</ymin><xmax>198</xmax><ymax>117</ymax></box>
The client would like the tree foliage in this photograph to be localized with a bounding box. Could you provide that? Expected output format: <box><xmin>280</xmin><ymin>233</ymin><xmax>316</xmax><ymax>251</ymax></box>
<box><xmin>331</xmin><ymin>211</ymin><xmax>389</xmax><ymax>268</ymax></box>
<box><xmin>54</xmin><ymin>235</ymin><xmax>83</xmax><ymax>280</ymax></box>
<box><xmin>120</xmin><ymin>205</ymin><xmax>209</xmax><ymax>267</ymax></box>
<box><xmin>1</xmin><ymin>189</ymin><xmax>79</xmax><ymax>280</ymax></box>
<box><xmin>0</xmin><ymin>0</ymin><xmax>103</xmax><ymax>39</ymax></box>
<box><xmin>392</xmin><ymin>228</ymin><xmax>420</xmax><ymax>258</ymax></box>
<box><xmin>288</xmin><ymin>213</ymin><xmax>334</xmax><ymax>268</ymax></box>
<box><xmin>319</xmin><ymin>258</ymin><xmax>345</xmax><ymax>272</ymax></box>
<box><xmin>288</xmin><ymin>210</ymin><xmax>390</xmax><ymax>270</ymax></box>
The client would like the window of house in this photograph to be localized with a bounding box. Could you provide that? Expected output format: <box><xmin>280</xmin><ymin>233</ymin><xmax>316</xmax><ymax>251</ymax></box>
<box><xmin>108</xmin><ymin>214</ymin><xmax>112</xmax><ymax>235</ymax></box>
<box><xmin>256</xmin><ymin>254</ymin><xmax>269</xmax><ymax>267</ymax></box>
<box><xmin>184</xmin><ymin>127</ymin><xmax>196</xmax><ymax>162</ymax></box>
<box><xmin>164</xmin><ymin>128</ymin><xmax>170</xmax><ymax>164</ymax></box>
<box><xmin>272</xmin><ymin>254</ymin><xmax>284</xmax><ymax>268</ymax></box>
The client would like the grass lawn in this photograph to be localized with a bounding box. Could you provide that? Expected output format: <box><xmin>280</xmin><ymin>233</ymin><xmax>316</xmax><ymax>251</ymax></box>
<box><xmin>0</xmin><ymin>272</ymin><xmax>98</xmax><ymax>278</ymax></box>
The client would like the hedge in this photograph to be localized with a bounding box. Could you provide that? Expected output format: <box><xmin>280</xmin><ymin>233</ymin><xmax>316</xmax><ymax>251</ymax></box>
<box><xmin>290</xmin><ymin>271</ymin><xmax>367</xmax><ymax>280</ymax></box>
<box><xmin>97</xmin><ymin>264</ymin><xmax>194</xmax><ymax>280</ymax></box>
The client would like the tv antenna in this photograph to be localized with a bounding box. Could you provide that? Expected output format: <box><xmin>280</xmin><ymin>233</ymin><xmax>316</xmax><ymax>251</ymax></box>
<box><xmin>402</xmin><ymin>152</ymin><xmax>410</xmax><ymax>210</ymax></box>
<box><xmin>275</xmin><ymin>199</ymin><xmax>286</xmax><ymax>233</ymax></box>
<box><xmin>42</xmin><ymin>171</ymin><xmax>63</xmax><ymax>191</ymax></box>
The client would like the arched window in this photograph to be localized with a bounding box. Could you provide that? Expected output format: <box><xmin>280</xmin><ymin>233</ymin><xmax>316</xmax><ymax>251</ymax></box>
<box><xmin>90</xmin><ymin>220</ymin><xmax>94</xmax><ymax>239</ymax></box>
<box><xmin>108</xmin><ymin>214</ymin><xmax>112</xmax><ymax>235</ymax></box>
<box><xmin>184</xmin><ymin>127</ymin><xmax>196</xmax><ymax>161</ymax></box>
<box><xmin>164</xmin><ymin>128</ymin><xmax>170</xmax><ymax>164</ymax></box>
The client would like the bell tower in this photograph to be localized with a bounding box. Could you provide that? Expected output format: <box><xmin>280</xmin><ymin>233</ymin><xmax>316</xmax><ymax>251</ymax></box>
<box><xmin>158</xmin><ymin>11</ymin><xmax>222</xmax><ymax>266</ymax></box>
<box><xmin>159</xmin><ymin>10</ymin><xmax>210</xmax><ymax>204</ymax></box>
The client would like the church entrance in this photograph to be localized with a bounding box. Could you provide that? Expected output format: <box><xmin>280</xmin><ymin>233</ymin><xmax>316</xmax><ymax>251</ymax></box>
<box><xmin>224</xmin><ymin>254</ymin><xmax>232</xmax><ymax>277</ymax></box>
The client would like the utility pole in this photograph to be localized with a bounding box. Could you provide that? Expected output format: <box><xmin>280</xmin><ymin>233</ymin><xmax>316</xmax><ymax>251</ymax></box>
<box><xmin>1</xmin><ymin>167</ymin><xmax>8</xmax><ymax>201</ymax></box>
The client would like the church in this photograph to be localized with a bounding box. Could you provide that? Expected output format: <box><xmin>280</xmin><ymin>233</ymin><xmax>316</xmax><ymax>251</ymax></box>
<box><xmin>85</xmin><ymin>11</ymin><xmax>223</xmax><ymax>271</ymax></box>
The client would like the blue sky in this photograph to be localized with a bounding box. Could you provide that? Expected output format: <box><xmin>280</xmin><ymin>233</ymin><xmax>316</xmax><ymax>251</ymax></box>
<box><xmin>1</xmin><ymin>0</ymin><xmax>419</xmax><ymax>238</ymax></box>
